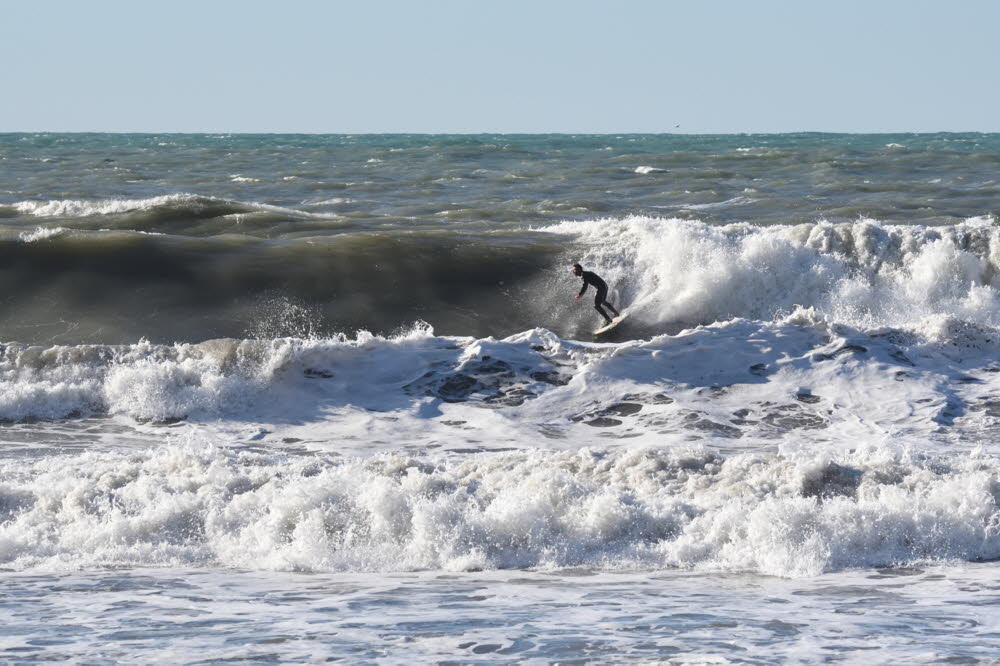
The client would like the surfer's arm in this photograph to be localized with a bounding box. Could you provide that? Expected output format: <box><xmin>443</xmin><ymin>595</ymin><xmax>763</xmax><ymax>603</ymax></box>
<box><xmin>578</xmin><ymin>281</ymin><xmax>588</xmax><ymax>297</ymax></box>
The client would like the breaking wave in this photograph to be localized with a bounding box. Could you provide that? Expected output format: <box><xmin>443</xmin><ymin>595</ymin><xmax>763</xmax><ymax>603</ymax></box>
<box><xmin>11</xmin><ymin>193</ymin><xmax>316</xmax><ymax>221</ymax></box>
<box><xmin>3</xmin><ymin>442</ymin><xmax>999</xmax><ymax>577</ymax></box>
<box><xmin>541</xmin><ymin>215</ymin><xmax>1000</xmax><ymax>331</ymax></box>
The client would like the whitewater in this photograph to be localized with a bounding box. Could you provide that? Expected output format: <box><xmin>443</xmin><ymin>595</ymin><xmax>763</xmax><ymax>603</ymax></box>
<box><xmin>3</xmin><ymin>132</ymin><xmax>1000</xmax><ymax>662</ymax></box>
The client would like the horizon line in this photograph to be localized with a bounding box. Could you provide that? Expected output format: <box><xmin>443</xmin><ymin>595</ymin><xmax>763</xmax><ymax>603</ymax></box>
<box><xmin>2</xmin><ymin>130</ymin><xmax>998</xmax><ymax>136</ymax></box>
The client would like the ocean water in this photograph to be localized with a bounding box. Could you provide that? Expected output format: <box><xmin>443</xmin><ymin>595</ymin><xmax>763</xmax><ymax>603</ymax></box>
<box><xmin>3</xmin><ymin>132</ymin><xmax>1000</xmax><ymax>662</ymax></box>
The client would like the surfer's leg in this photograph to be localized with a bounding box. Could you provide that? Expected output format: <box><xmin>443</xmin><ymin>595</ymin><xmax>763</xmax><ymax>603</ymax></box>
<box><xmin>595</xmin><ymin>288</ymin><xmax>618</xmax><ymax>320</ymax></box>
<box><xmin>594</xmin><ymin>290</ymin><xmax>613</xmax><ymax>324</ymax></box>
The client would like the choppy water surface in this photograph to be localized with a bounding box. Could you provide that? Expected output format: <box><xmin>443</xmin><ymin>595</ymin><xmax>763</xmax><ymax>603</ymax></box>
<box><xmin>3</xmin><ymin>132</ymin><xmax>998</xmax><ymax>342</ymax></box>
<box><xmin>5</xmin><ymin>567</ymin><xmax>999</xmax><ymax>663</ymax></box>
<box><xmin>3</xmin><ymin>133</ymin><xmax>1000</xmax><ymax>662</ymax></box>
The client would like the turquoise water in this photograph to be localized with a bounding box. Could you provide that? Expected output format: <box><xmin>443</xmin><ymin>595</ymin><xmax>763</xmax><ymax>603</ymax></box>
<box><xmin>5</xmin><ymin>132</ymin><xmax>999</xmax><ymax>231</ymax></box>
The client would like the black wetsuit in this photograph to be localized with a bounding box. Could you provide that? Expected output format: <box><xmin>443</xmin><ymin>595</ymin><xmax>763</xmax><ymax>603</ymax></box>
<box><xmin>578</xmin><ymin>271</ymin><xmax>619</xmax><ymax>323</ymax></box>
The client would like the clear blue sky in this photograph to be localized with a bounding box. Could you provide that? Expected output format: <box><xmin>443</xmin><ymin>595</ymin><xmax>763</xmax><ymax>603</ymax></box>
<box><xmin>4</xmin><ymin>0</ymin><xmax>998</xmax><ymax>133</ymax></box>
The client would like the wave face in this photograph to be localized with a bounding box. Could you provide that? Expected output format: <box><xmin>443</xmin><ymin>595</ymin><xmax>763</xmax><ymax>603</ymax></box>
<box><xmin>1</xmin><ymin>216</ymin><xmax>1000</xmax><ymax>343</ymax></box>
<box><xmin>0</xmin><ymin>226</ymin><xmax>564</xmax><ymax>343</ymax></box>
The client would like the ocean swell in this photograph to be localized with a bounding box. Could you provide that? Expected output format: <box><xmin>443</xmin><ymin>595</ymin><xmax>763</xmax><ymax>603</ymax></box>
<box><xmin>2</xmin><ymin>216</ymin><xmax>999</xmax><ymax>343</ymax></box>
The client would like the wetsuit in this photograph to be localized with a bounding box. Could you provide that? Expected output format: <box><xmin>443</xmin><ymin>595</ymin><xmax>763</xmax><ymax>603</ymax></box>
<box><xmin>578</xmin><ymin>271</ymin><xmax>619</xmax><ymax>323</ymax></box>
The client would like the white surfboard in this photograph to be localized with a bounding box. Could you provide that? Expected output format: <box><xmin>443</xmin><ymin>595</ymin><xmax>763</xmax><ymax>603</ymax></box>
<box><xmin>593</xmin><ymin>312</ymin><xmax>629</xmax><ymax>336</ymax></box>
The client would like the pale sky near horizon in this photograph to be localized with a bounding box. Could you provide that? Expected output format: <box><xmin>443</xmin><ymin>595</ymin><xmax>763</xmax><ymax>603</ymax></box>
<box><xmin>4</xmin><ymin>0</ymin><xmax>999</xmax><ymax>134</ymax></box>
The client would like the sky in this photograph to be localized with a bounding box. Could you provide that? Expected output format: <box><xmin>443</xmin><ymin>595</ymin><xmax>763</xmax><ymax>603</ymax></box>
<box><xmin>3</xmin><ymin>0</ymin><xmax>999</xmax><ymax>134</ymax></box>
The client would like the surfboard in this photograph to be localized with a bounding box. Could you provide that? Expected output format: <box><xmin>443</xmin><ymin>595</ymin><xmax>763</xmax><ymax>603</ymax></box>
<box><xmin>594</xmin><ymin>313</ymin><xmax>628</xmax><ymax>336</ymax></box>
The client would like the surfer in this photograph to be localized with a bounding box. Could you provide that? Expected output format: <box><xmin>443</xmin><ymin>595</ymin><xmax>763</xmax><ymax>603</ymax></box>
<box><xmin>572</xmin><ymin>263</ymin><xmax>620</xmax><ymax>325</ymax></box>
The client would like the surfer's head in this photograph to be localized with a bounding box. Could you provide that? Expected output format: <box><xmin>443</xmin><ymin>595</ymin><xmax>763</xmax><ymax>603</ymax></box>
<box><xmin>571</xmin><ymin>263</ymin><xmax>583</xmax><ymax>276</ymax></box>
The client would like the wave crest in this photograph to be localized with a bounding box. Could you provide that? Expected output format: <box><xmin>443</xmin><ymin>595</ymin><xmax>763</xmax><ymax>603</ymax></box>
<box><xmin>11</xmin><ymin>193</ymin><xmax>328</xmax><ymax>226</ymax></box>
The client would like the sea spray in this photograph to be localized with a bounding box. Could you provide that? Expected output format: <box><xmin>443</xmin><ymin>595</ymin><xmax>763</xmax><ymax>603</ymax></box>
<box><xmin>541</xmin><ymin>216</ymin><xmax>1000</xmax><ymax>330</ymax></box>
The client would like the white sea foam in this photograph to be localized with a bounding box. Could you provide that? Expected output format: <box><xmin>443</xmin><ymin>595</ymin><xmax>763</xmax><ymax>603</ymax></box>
<box><xmin>14</xmin><ymin>194</ymin><xmax>203</xmax><ymax>217</ymax></box>
<box><xmin>539</xmin><ymin>216</ymin><xmax>1000</xmax><ymax>331</ymax></box>
<box><xmin>18</xmin><ymin>226</ymin><xmax>67</xmax><ymax>242</ymax></box>
<box><xmin>634</xmin><ymin>166</ymin><xmax>666</xmax><ymax>174</ymax></box>
<box><xmin>3</xmin><ymin>311</ymin><xmax>1000</xmax><ymax>455</ymax></box>
<box><xmin>2</xmin><ymin>441</ymin><xmax>999</xmax><ymax>576</ymax></box>
<box><xmin>12</xmin><ymin>193</ymin><xmax>327</xmax><ymax>221</ymax></box>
